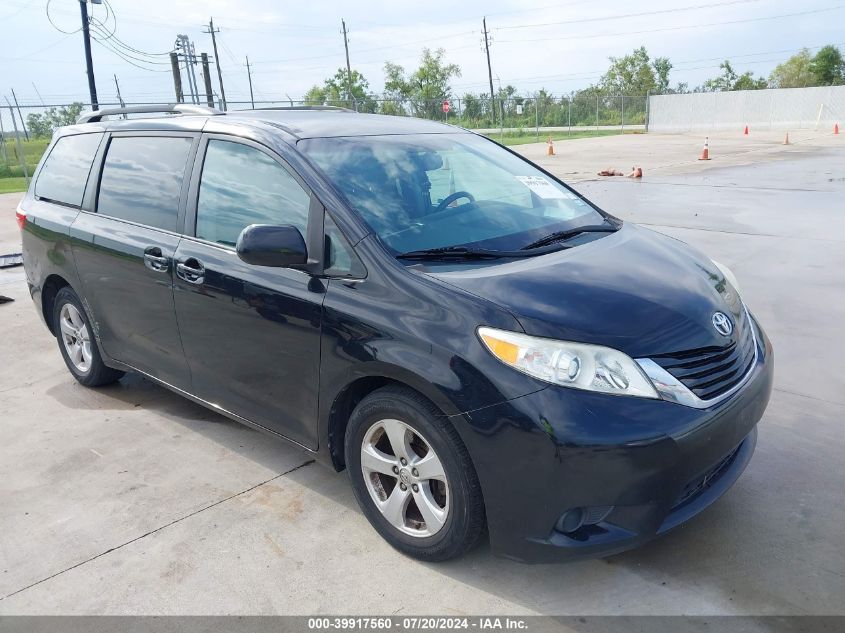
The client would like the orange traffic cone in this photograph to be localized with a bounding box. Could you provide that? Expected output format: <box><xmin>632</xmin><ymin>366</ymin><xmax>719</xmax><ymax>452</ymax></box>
<box><xmin>743</xmin><ymin>125</ymin><xmax>749</xmax><ymax>135</ymax></box>
<box><xmin>698</xmin><ymin>137</ymin><xmax>711</xmax><ymax>161</ymax></box>
<box><xmin>547</xmin><ymin>137</ymin><xmax>555</xmax><ymax>156</ymax></box>
<box><xmin>836</xmin><ymin>123</ymin><xmax>840</xmax><ymax>135</ymax></box>
<box><xmin>783</xmin><ymin>132</ymin><xmax>790</xmax><ymax>145</ymax></box>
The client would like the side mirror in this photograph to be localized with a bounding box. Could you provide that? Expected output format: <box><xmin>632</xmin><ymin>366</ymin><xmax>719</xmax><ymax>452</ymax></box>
<box><xmin>236</xmin><ymin>224</ymin><xmax>308</xmax><ymax>268</ymax></box>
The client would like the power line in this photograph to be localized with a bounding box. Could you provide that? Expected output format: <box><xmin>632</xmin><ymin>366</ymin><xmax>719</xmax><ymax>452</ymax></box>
<box><xmin>90</xmin><ymin>20</ymin><xmax>172</xmax><ymax>57</ymax></box>
<box><xmin>91</xmin><ymin>37</ymin><xmax>171</xmax><ymax>73</ymax></box>
<box><xmin>45</xmin><ymin>0</ymin><xmax>80</xmax><ymax>34</ymax></box>
<box><xmin>496</xmin><ymin>0</ymin><xmax>763</xmax><ymax>31</ymax></box>
<box><xmin>252</xmin><ymin>29</ymin><xmax>474</xmax><ymax>66</ymax></box>
<box><xmin>448</xmin><ymin>41</ymin><xmax>845</xmax><ymax>91</ymax></box>
<box><xmin>1</xmin><ymin>34</ymin><xmax>72</xmax><ymax>61</ymax></box>
<box><xmin>498</xmin><ymin>5</ymin><xmax>845</xmax><ymax>43</ymax></box>
<box><xmin>89</xmin><ymin>25</ymin><xmax>171</xmax><ymax>65</ymax></box>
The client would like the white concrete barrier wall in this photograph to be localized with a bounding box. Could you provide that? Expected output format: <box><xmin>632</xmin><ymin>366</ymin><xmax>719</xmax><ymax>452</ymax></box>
<box><xmin>648</xmin><ymin>86</ymin><xmax>845</xmax><ymax>132</ymax></box>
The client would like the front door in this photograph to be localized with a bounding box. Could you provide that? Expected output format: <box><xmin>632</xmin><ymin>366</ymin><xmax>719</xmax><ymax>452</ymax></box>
<box><xmin>172</xmin><ymin>136</ymin><xmax>324</xmax><ymax>449</ymax></box>
<box><xmin>71</xmin><ymin>133</ymin><xmax>196</xmax><ymax>387</ymax></box>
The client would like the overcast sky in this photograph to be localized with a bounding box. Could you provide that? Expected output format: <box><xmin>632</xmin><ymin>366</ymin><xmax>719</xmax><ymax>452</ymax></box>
<box><xmin>2</xmin><ymin>0</ymin><xmax>843</xmax><ymax>107</ymax></box>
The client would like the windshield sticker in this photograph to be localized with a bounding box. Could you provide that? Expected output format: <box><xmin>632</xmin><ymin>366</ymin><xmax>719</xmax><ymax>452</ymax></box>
<box><xmin>515</xmin><ymin>176</ymin><xmax>572</xmax><ymax>199</ymax></box>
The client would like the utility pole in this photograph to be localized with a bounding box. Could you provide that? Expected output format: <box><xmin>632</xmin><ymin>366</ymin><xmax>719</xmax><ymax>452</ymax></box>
<box><xmin>201</xmin><ymin>53</ymin><xmax>214</xmax><ymax>107</ymax></box>
<box><xmin>32</xmin><ymin>83</ymin><xmax>45</xmax><ymax>106</ymax></box>
<box><xmin>176</xmin><ymin>35</ymin><xmax>198</xmax><ymax>104</ymax></box>
<box><xmin>0</xmin><ymin>110</ymin><xmax>8</xmax><ymax>166</ymax></box>
<box><xmin>10</xmin><ymin>89</ymin><xmax>28</xmax><ymax>141</ymax></box>
<box><xmin>203</xmin><ymin>18</ymin><xmax>227</xmax><ymax>111</ymax></box>
<box><xmin>169</xmin><ymin>52</ymin><xmax>184</xmax><ymax>103</ymax></box>
<box><xmin>78</xmin><ymin>0</ymin><xmax>98</xmax><ymax>109</ymax></box>
<box><xmin>245</xmin><ymin>56</ymin><xmax>254</xmax><ymax>109</ymax></box>
<box><xmin>341</xmin><ymin>19</ymin><xmax>354</xmax><ymax>110</ymax></box>
<box><xmin>482</xmin><ymin>17</ymin><xmax>495</xmax><ymax>115</ymax></box>
<box><xmin>113</xmin><ymin>74</ymin><xmax>125</xmax><ymax>108</ymax></box>
<box><xmin>5</xmin><ymin>98</ymin><xmax>29</xmax><ymax>185</ymax></box>
<box><xmin>187</xmin><ymin>40</ymin><xmax>200</xmax><ymax>105</ymax></box>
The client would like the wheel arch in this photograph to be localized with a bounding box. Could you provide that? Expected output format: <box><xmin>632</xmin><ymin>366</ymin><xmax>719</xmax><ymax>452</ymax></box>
<box><xmin>41</xmin><ymin>274</ymin><xmax>72</xmax><ymax>335</ymax></box>
<box><xmin>324</xmin><ymin>367</ymin><xmax>461</xmax><ymax>472</ymax></box>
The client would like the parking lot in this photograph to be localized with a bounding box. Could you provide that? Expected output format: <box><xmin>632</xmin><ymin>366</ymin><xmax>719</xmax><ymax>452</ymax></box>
<box><xmin>1</xmin><ymin>131</ymin><xmax>843</xmax><ymax>615</ymax></box>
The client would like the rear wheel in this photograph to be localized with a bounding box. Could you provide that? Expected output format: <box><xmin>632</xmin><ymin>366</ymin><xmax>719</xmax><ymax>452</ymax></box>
<box><xmin>345</xmin><ymin>386</ymin><xmax>485</xmax><ymax>561</ymax></box>
<box><xmin>53</xmin><ymin>287</ymin><xmax>124</xmax><ymax>387</ymax></box>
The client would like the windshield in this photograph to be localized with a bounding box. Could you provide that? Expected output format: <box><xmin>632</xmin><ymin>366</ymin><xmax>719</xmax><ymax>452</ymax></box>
<box><xmin>299</xmin><ymin>133</ymin><xmax>606</xmax><ymax>255</ymax></box>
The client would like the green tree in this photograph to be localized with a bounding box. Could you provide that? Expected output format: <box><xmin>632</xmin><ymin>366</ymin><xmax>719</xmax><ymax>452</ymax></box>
<box><xmin>599</xmin><ymin>46</ymin><xmax>662</xmax><ymax>95</ymax></box>
<box><xmin>496</xmin><ymin>84</ymin><xmax>518</xmax><ymax>117</ymax></box>
<box><xmin>25</xmin><ymin>102</ymin><xmax>84</xmax><ymax>137</ymax></box>
<box><xmin>383</xmin><ymin>48</ymin><xmax>461</xmax><ymax>119</ymax></box>
<box><xmin>460</xmin><ymin>93</ymin><xmax>483</xmax><ymax>122</ymax></box>
<box><xmin>732</xmin><ymin>73</ymin><xmax>768</xmax><ymax>91</ymax></box>
<box><xmin>768</xmin><ymin>49</ymin><xmax>815</xmax><ymax>88</ymax></box>
<box><xmin>652</xmin><ymin>57</ymin><xmax>673</xmax><ymax>94</ymax></box>
<box><xmin>811</xmin><ymin>45</ymin><xmax>845</xmax><ymax>85</ymax></box>
<box><xmin>703</xmin><ymin>61</ymin><xmax>766</xmax><ymax>91</ymax></box>
<box><xmin>303</xmin><ymin>68</ymin><xmax>377</xmax><ymax>112</ymax></box>
<box><xmin>703</xmin><ymin>61</ymin><xmax>737</xmax><ymax>91</ymax></box>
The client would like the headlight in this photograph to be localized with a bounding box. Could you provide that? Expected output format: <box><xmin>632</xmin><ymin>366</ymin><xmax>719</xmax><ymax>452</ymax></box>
<box><xmin>711</xmin><ymin>259</ymin><xmax>741</xmax><ymax>295</ymax></box>
<box><xmin>478</xmin><ymin>327</ymin><xmax>658</xmax><ymax>399</ymax></box>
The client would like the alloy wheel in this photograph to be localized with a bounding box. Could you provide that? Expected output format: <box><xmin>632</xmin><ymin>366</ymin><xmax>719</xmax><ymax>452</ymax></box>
<box><xmin>360</xmin><ymin>418</ymin><xmax>450</xmax><ymax>537</ymax></box>
<box><xmin>59</xmin><ymin>303</ymin><xmax>92</xmax><ymax>374</ymax></box>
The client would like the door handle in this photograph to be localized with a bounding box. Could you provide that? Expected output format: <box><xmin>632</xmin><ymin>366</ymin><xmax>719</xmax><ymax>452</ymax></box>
<box><xmin>176</xmin><ymin>258</ymin><xmax>205</xmax><ymax>285</ymax></box>
<box><xmin>143</xmin><ymin>246</ymin><xmax>169</xmax><ymax>272</ymax></box>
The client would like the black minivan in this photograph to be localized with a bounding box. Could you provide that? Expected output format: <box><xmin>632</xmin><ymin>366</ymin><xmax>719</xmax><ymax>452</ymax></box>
<box><xmin>18</xmin><ymin>105</ymin><xmax>773</xmax><ymax>562</ymax></box>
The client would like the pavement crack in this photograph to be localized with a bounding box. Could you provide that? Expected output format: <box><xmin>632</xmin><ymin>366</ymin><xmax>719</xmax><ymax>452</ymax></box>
<box><xmin>584</xmin><ymin>179</ymin><xmax>831</xmax><ymax>193</ymax></box>
<box><xmin>639</xmin><ymin>223</ymin><xmax>844</xmax><ymax>243</ymax></box>
<box><xmin>0</xmin><ymin>459</ymin><xmax>316</xmax><ymax>602</ymax></box>
<box><xmin>773</xmin><ymin>387</ymin><xmax>845</xmax><ymax>409</ymax></box>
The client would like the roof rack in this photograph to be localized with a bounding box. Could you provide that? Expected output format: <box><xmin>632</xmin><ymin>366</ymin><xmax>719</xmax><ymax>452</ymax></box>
<box><xmin>249</xmin><ymin>105</ymin><xmax>355</xmax><ymax>113</ymax></box>
<box><xmin>77</xmin><ymin>104</ymin><xmax>223</xmax><ymax>124</ymax></box>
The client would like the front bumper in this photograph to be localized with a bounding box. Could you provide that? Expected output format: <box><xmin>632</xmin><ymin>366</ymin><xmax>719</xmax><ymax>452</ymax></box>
<box><xmin>457</xmin><ymin>314</ymin><xmax>774</xmax><ymax>563</ymax></box>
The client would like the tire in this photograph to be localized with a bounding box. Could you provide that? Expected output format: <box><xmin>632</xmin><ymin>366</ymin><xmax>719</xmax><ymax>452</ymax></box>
<box><xmin>345</xmin><ymin>385</ymin><xmax>486</xmax><ymax>561</ymax></box>
<box><xmin>53</xmin><ymin>287</ymin><xmax>124</xmax><ymax>387</ymax></box>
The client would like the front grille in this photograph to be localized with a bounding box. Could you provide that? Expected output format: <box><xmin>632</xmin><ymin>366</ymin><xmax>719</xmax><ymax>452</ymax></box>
<box><xmin>650</xmin><ymin>313</ymin><xmax>756</xmax><ymax>401</ymax></box>
<box><xmin>672</xmin><ymin>444</ymin><xmax>740</xmax><ymax>509</ymax></box>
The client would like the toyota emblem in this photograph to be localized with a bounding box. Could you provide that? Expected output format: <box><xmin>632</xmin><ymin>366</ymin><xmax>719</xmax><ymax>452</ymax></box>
<box><xmin>712</xmin><ymin>312</ymin><xmax>733</xmax><ymax>336</ymax></box>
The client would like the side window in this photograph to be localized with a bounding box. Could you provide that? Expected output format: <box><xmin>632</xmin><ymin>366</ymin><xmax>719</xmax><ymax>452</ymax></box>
<box><xmin>97</xmin><ymin>136</ymin><xmax>193</xmax><ymax>231</ymax></box>
<box><xmin>324</xmin><ymin>213</ymin><xmax>365</xmax><ymax>278</ymax></box>
<box><xmin>195</xmin><ymin>139</ymin><xmax>310</xmax><ymax>247</ymax></box>
<box><xmin>35</xmin><ymin>133</ymin><xmax>103</xmax><ymax>206</ymax></box>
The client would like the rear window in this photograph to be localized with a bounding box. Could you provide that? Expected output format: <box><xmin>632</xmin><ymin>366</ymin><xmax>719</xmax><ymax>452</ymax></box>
<box><xmin>97</xmin><ymin>136</ymin><xmax>193</xmax><ymax>231</ymax></box>
<box><xmin>35</xmin><ymin>133</ymin><xmax>103</xmax><ymax>207</ymax></box>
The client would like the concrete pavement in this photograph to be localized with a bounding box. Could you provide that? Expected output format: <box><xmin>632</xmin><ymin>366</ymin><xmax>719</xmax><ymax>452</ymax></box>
<box><xmin>1</xmin><ymin>132</ymin><xmax>843</xmax><ymax>615</ymax></box>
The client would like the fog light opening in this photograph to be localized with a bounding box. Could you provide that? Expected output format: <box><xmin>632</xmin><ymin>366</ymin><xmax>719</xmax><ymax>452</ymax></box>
<box><xmin>555</xmin><ymin>508</ymin><xmax>585</xmax><ymax>534</ymax></box>
<box><xmin>555</xmin><ymin>506</ymin><xmax>615</xmax><ymax>537</ymax></box>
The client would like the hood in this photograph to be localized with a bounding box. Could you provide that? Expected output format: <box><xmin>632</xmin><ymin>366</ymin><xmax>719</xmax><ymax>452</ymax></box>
<box><xmin>428</xmin><ymin>224</ymin><xmax>746</xmax><ymax>357</ymax></box>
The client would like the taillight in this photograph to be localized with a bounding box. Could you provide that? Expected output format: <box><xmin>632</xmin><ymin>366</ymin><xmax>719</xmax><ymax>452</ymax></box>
<box><xmin>15</xmin><ymin>209</ymin><xmax>26</xmax><ymax>230</ymax></box>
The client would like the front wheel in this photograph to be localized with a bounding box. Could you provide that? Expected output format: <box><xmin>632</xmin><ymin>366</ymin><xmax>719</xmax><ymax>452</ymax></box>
<box><xmin>53</xmin><ymin>287</ymin><xmax>124</xmax><ymax>387</ymax></box>
<box><xmin>345</xmin><ymin>386</ymin><xmax>486</xmax><ymax>561</ymax></box>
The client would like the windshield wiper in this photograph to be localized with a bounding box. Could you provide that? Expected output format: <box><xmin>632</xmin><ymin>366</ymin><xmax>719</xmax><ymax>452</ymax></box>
<box><xmin>520</xmin><ymin>224</ymin><xmax>618</xmax><ymax>251</ymax></box>
<box><xmin>396</xmin><ymin>246</ymin><xmax>504</xmax><ymax>261</ymax></box>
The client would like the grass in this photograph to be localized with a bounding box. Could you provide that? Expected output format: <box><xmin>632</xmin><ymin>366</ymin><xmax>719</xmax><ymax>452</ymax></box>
<box><xmin>0</xmin><ymin>137</ymin><xmax>46</xmax><ymax>194</ymax></box>
<box><xmin>0</xmin><ymin>177</ymin><xmax>29</xmax><ymax>194</ymax></box>
<box><xmin>485</xmin><ymin>129</ymin><xmax>643</xmax><ymax>146</ymax></box>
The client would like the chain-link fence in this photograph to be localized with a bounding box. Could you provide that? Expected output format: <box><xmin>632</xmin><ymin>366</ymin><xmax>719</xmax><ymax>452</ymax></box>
<box><xmin>227</xmin><ymin>95</ymin><xmax>648</xmax><ymax>135</ymax></box>
<box><xmin>1</xmin><ymin>95</ymin><xmax>647</xmax><ymax>186</ymax></box>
